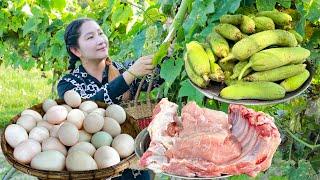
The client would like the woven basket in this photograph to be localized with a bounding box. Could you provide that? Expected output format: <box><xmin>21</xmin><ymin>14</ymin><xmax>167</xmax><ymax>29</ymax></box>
<box><xmin>121</xmin><ymin>76</ymin><xmax>159</xmax><ymax>126</ymax></box>
<box><xmin>1</xmin><ymin>99</ymin><xmax>141</xmax><ymax>180</ymax></box>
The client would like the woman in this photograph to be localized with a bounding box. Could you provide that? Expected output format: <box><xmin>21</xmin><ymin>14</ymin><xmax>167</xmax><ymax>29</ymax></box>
<box><xmin>57</xmin><ymin>18</ymin><xmax>155</xmax><ymax>179</ymax></box>
<box><xmin>57</xmin><ymin>18</ymin><xmax>158</xmax><ymax>104</ymax></box>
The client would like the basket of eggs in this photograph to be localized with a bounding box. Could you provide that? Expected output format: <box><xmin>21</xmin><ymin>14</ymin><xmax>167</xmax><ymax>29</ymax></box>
<box><xmin>1</xmin><ymin>90</ymin><xmax>142</xmax><ymax>179</ymax></box>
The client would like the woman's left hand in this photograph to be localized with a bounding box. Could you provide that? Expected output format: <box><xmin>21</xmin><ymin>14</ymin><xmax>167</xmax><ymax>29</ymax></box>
<box><xmin>123</xmin><ymin>55</ymin><xmax>154</xmax><ymax>86</ymax></box>
<box><xmin>128</xmin><ymin>55</ymin><xmax>155</xmax><ymax>77</ymax></box>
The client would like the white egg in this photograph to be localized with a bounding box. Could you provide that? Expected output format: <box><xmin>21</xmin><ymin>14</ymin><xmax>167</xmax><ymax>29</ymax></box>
<box><xmin>103</xmin><ymin>117</ymin><xmax>121</xmax><ymax>137</ymax></box>
<box><xmin>21</xmin><ymin>109</ymin><xmax>42</xmax><ymax>122</ymax></box>
<box><xmin>79</xmin><ymin>101</ymin><xmax>98</xmax><ymax>113</ymax></box>
<box><xmin>64</xmin><ymin>90</ymin><xmax>82</xmax><ymax>108</ymax></box>
<box><xmin>94</xmin><ymin>146</ymin><xmax>120</xmax><ymax>169</ymax></box>
<box><xmin>13</xmin><ymin>139</ymin><xmax>41</xmax><ymax>164</ymax></box>
<box><xmin>112</xmin><ymin>134</ymin><xmax>135</xmax><ymax>158</ymax></box>
<box><xmin>37</xmin><ymin>121</ymin><xmax>53</xmax><ymax>130</ymax></box>
<box><xmin>61</xmin><ymin>104</ymin><xmax>73</xmax><ymax>112</ymax></box>
<box><xmin>66</xmin><ymin>109</ymin><xmax>85</xmax><ymax>129</ymax></box>
<box><xmin>78</xmin><ymin>130</ymin><xmax>92</xmax><ymax>142</ymax></box>
<box><xmin>16</xmin><ymin>115</ymin><xmax>36</xmax><ymax>132</ymax></box>
<box><xmin>5</xmin><ymin>124</ymin><xmax>28</xmax><ymax>148</ymax></box>
<box><xmin>50</xmin><ymin>124</ymin><xmax>62</xmax><ymax>138</ymax></box>
<box><xmin>83</xmin><ymin>113</ymin><xmax>104</xmax><ymax>133</ymax></box>
<box><xmin>68</xmin><ymin>142</ymin><xmax>96</xmax><ymax>156</ymax></box>
<box><xmin>31</xmin><ymin>150</ymin><xmax>65</xmax><ymax>171</ymax></box>
<box><xmin>66</xmin><ymin>151</ymin><xmax>97</xmax><ymax>171</ymax></box>
<box><xmin>105</xmin><ymin>104</ymin><xmax>126</xmax><ymax>124</ymax></box>
<box><xmin>46</xmin><ymin>105</ymin><xmax>68</xmax><ymax>124</ymax></box>
<box><xmin>42</xmin><ymin>99</ymin><xmax>58</xmax><ymax>112</ymax></box>
<box><xmin>58</xmin><ymin>122</ymin><xmax>79</xmax><ymax>146</ymax></box>
<box><xmin>91</xmin><ymin>108</ymin><xmax>106</xmax><ymax>117</ymax></box>
<box><xmin>42</xmin><ymin>137</ymin><xmax>67</xmax><ymax>156</ymax></box>
<box><xmin>29</xmin><ymin>126</ymin><xmax>49</xmax><ymax>143</ymax></box>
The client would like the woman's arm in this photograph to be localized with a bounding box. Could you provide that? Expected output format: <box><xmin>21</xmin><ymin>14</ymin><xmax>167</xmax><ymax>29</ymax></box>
<box><xmin>122</xmin><ymin>59</ymin><xmax>164</xmax><ymax>93</ymax></box>
<box><xmin>57</xmin><ymin>74</ymin><xmax>130</xmax><ymax>104</ymax></box>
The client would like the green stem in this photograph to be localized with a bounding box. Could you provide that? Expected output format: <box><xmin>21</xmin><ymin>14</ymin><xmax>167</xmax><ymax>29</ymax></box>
<box><xmin>171</xmin><ymin>0</ymin><xmax>193</xmax><ymax>33</ymax></box>
<box><xmin>121</xmin><ymin>0</ymin><xmax>157</xmax><ymax>23</ymax></box>
<box><xmin>164</xmin><ymin>0</ymin><xmax>193</xmax><ymax>43</ymax></box>
<box><xmin>285</xmin><ymin>128</ymin><xmax>320</xmax><ymax>150</ymax></box>
<box><xmin>314</xmin><ymin>132</ymin><xmax>319</xmax><ymax>146</ymax></box>
<box><xmin>288</xmin><ymin>139</ymin><xmax>293</xmax><ymax>161</ymax></box>
<box><xmin>121</xmin><ymin>0</ymin><xmax>144</xmax><ymax>11</ymax></box>
<box><xmin>220</xmin><ymin>53</ymin><xmax>235</xmax><ymax>63</ymax></box>
<box><xmin>238</xmin><ymin>61</ymin><xmax>252</xmax><ymax>80</ymax></box>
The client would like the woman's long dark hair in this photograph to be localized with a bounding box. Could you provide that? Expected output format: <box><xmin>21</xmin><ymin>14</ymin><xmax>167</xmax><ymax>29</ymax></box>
<box><xmin>64</xmin><ymin>18</ymin><xmax>93</xmax><ymax>71</ymax></box>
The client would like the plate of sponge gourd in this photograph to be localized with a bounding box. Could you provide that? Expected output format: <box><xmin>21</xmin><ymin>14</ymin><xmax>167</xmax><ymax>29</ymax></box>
<box><xmin>184</xmin><ymin>10</ymin><xmax>315</xmax><ymax>105</ymax></box>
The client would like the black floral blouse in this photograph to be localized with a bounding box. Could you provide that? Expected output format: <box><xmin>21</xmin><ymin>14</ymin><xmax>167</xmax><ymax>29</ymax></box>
<box><xmin>57</xmin><ymin>60</ymin><xmax>162</xmax><ymax>104</ymax></box>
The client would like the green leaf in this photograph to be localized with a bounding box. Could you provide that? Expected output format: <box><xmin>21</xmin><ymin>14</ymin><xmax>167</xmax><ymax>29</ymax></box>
<box><xmin>229</xmin><ymin>174</ymin><xmax>251</xmax><ymax>180</ymax></box>
<box><xmin>50</xmin><ymin>0</ymin><xmax>66</xmax><ymax>11</ymax></box>
<box><xmin>256</xmin><ymin>0</ymin><xmax>276</xmax><ymax>11</ymax></box>
<box><xmin>111</xmin><ymin>4</ymin><xmax>133</xmax><ymax>28</ymax></box>
<box><xmin>183</xmin><ymin>0</ymin><xmax>216</xmax><ymax>38</ymax></box>
<box><xmin>209</xmin><ymin>0</ymin><xmax>241</xmax><ymax>22</ymax></box>
<box><xmin>288</xmin><ymin>160</ymin><xmax>317</xmax><ymax>180</ymax></box>
<box><xmin>160</xmin><ymin>58</ymin><xmax>184</xmax><ymax>85</ymax></box>
<box><xmin>193</xmin><ymin>23</ymin><xmax>215</xmax><ymax>43</ymax></box>
<box><xmin>9</xmin><ymin>15</ymin><xmax>22</xmax><ymax>32</ymax></box>
<box><xmin>37</xmin><ymin>0</ymin><xmax>51</xmax><ymax>10</ymax></box>
<box><xmin>52</xmin><ymin>29</ymin><xmax>65</xmax><ymax>44</ymax></box>
<box><xmin>205</xmin><ymin>0</ymin><xmax>216</xmax><ymax>14</ymax></box>
<box><xmin>36</xmin><ymin>33</ymin><xmax>49</xmax><ymax>46</ymax></box>
<box><xmin>144</xmin><ymin>6</ymin><xmax>166</xmax><ymax>24</ymax></box>
<box><xmin>306</xmin><ymin>29</ymin><xmax>320</xmax><ymax>49</ymax></box>
<box><xmin>305</xmin><ymin>0</ymin><xmax>320</xmax><ymax>22</ymax></box>
<box><xmin>256</xmin><ymin>0</ymin><xmax>291</xmax><ymax>11</ymax></box>
<box><xmin>152</xmin><ymin>42</ymin><xmax>170</xmax><ymax>66</ymax></box>
<box><xmin>22</xmin><ymin>17</ymin><xmax>41</xmax><ymax>36</ymax></box>
<box><xmin>131</xmin><ymin>29</ymin><xmax>146</xmax><ymax>58</ymax></box>
<box><xmin>50</xmin><ymin>44</ymin><xmax>62</xmax><ymax>59</ymax></box>
<box><xmin>103</xmin><ymin>0</ymin><xmax>116</xmax><ymax>22</ymax></box>
<box><xmin>295</xmin><ymin>16</ymin><xmax>306</xmax><ymax>37</ymax></box>
<box><xmin>31</xmin><ymin>5</ymin><xmax>43</xmax><ymax>17</ymax></box>
<box><xmin>178</xmin><ymin>80</ymin><xmax>204</xmax><ymax>104</ymax></box>
<box><xmin>277</xmin><ymin>0</ymin><xmax>292</xmax><ymax>8</ymax></box>
<box><xmin>310</xmin><ymin>154</ymin><xmax>320</xmax><ymax>171</ymax></box>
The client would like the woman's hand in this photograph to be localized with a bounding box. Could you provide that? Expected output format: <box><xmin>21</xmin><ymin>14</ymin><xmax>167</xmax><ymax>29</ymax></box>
<box><xmin>128</xmin><ymin>55</ymin><xmax>154</xmax><ymax>77</ymax></box>
<box><xmin>122</xmin><ymin>55</ymin><xmax>154</xmax><ymax>86</ymax></box>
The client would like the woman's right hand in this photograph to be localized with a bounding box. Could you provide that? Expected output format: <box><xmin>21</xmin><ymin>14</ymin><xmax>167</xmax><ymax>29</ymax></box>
<box><xmin>128</xmin><ymin>55</ymin><xmax>154</xmax><ymax>77</ymax></box>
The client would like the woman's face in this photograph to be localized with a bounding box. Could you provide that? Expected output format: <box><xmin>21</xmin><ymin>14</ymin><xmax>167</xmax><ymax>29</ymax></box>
<box><xmin>75</xmin><ymin>20</ymin><xmax>109</xmax><ymax>61</ymax></box>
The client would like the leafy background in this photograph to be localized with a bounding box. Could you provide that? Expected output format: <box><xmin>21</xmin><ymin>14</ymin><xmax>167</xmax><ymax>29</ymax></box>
<box><xmin>0</xmin><ymin>0</ymin><xmax>319</xmax><ymax>179</ymax></box>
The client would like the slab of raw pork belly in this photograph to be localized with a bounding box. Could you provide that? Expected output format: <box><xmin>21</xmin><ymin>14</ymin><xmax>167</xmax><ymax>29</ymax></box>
<box><xmin>139</xmin><ymin>98</ymin><xmax>281</xmax><ymax>177</ymax></box>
